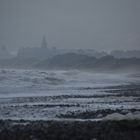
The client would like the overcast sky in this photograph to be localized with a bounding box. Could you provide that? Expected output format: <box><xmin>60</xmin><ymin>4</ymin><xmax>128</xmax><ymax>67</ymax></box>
<box><xmin>0</xmin><ymin>0</ymin><xmax>140</xmax><ymax>52</ymax></box>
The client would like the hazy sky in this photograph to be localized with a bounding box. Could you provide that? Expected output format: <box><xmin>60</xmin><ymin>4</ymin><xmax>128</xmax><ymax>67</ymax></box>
<box><xmin>0</xmin><ymin>0</ymin><xmax>140</xmax><ymax>52</ymax></box>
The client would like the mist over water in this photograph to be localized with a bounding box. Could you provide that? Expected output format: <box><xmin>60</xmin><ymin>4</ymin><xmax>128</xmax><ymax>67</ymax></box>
<box><xmin>0</xmin><ymin>1</ymin><xmax>140</xmax><ymax>139</ymax></box>
<box><xmin>0</xmin><ymin>69</ymin><xmax>139</xmax><ymax>120</ymax></box>
<box><xmin>0</xmin><ymin>69</ymin><xmax>138</xmax><ymax>98</ymax></box>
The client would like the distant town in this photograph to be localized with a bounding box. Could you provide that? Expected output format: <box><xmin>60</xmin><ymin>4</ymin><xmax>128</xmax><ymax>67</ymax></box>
<box><xmin>0</xmin><ymin>36</ymin><xmax>140</xmax><ymax>72</ymax></box>
<box><xmin>1</xmin><ymin>36</ymin><xmax>140</xmax><ymax>60</ymax></box>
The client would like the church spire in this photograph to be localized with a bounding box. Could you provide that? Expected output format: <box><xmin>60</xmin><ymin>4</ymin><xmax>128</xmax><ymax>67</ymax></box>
<box><xmin>41</xmin><ymin>35</ymin><xmax>47</xmax><ymax>48</ymax></box>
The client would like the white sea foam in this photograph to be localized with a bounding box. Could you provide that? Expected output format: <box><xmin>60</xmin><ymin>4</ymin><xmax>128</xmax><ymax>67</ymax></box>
<box><xmin>0</xmin><ymin>69</ymin><xmax>140</xmax><ymax>120</ymax></box>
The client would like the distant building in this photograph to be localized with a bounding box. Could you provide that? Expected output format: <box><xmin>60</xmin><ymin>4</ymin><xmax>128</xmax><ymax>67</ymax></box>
<box><xmin>17</xmin><ymin>36</ymin><xmax>109</xmax><ymax>60</ymax></box>
<box><xmin>17</xmin><ymin>36</ymin><xmax>53</xmax><ymax>59</ymax></box>
<box><xmin>41</xmin><ymin>36</ymin><xmax>47</xmax><ymax>48</ymax></box>
<box><xmin>110</xmin><ymin>50</ymin><xmax>140</xmax><ymax>58</ymax></box>
<box><xmin>0</xmin><ymin>45</ymin><xmax>13</xmax><ymax>60</ymax></box>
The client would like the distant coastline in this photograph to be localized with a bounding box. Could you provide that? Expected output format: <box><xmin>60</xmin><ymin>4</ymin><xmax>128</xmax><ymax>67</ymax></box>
<box><xmin>0</xmin><ymin>53</ymin><xmax>140</xmax><ymax>73</ymax></box>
